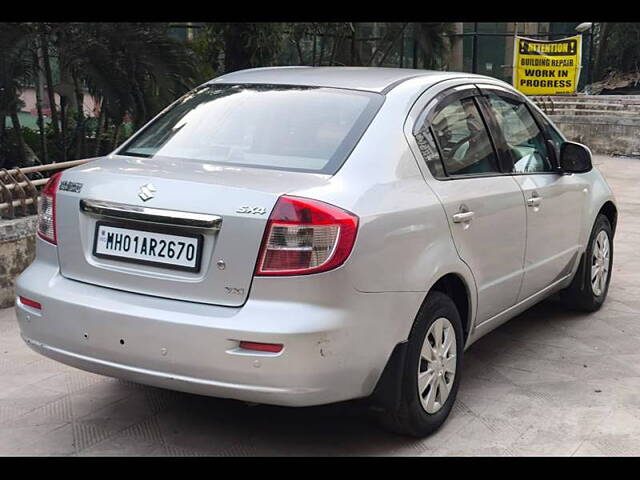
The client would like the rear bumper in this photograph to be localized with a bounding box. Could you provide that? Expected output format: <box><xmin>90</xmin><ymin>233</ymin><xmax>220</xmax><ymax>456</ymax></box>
<box><xmin>15</xmin><ymin>252</ymin><xmax>424</xmax><ymax>407</ymax></box>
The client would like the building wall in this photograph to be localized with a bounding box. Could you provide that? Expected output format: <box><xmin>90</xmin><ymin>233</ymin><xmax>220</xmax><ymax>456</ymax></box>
<box><xmin>19</xmin><ymin>87</ymin><xmax>100</xmax><ymax>119</ymax></box>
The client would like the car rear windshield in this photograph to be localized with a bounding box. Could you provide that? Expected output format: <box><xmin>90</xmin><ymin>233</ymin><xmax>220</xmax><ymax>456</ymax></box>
<box><xmin>118</xmin><ymin>84</ymin><xmax>384</xmax><ymax>175</ymax></box>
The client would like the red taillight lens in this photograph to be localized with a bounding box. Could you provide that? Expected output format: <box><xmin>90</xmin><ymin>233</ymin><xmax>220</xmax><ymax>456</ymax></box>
<box><xmin>37</xmin><ymin>172</ymin><xmax>62</xmax><ymax>245</ymax></box>
<box><xmin>255</xmin><ymin>196</ymin><xmax>358</xmax><ymax>276</ymax></box>
<box><xmin>19</xmin><ymin>296</ymin><xmax>41</xmax><ymax>310</ymax></box>
<box><xmin>238</xmin><ymin>341</ymin><xmax>283</xmax><ymax>353</ymax></box>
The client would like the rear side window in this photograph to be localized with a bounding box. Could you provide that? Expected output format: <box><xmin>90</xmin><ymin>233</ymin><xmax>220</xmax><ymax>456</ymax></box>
<box><xmin>414</xmin><ymin>126</ymin><xmax>446</xmax><ymax>178</ymax></box>
<box><xmin>485</xmin><ymin>92</ymin><xmax>552</xmax><ymax>174</ymax></box>
<box><xmin>119</xmin><ymin>84</ymin><xmax>384</xmax><ymax>175</ymax></box>
<box><xmin>534</xmin><ymin>108</ymin><xmax>565</xmax><ymax>155</ymax></box>
<box><xmin>430</xmin><ymin>97</ymin><xmax>500</xmax><ymax>176</ymax></box>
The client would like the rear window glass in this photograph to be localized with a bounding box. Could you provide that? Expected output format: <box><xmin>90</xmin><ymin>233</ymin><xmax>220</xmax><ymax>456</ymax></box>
<box><xmin>118</xmin><ymin>84</ymin><xmax>384</xmax><ymax>174</ymax></box>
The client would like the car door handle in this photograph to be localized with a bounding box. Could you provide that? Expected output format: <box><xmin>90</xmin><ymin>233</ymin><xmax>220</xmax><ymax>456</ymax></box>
<box><xmin>527</xmin><ymin>194</ymin><xmax>543</xmax><ymax>208</ymax></box>
<box><xmin>452</xmin><ymin>211</ymin><xmax>475</xmax><ymax>223</ymax></box>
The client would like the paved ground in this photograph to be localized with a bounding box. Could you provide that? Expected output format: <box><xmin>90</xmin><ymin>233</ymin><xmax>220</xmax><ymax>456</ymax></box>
<box><xmin>1</xmin><ymin>155</ymin><xmax>640</xmax><ymax>456</ymax></box>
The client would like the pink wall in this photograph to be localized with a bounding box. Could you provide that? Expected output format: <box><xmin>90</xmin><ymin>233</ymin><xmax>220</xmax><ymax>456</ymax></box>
<box><xmin>19</xmin><ymin>88</ymin><xmax>100</xmax><ymax>118</ymax></box>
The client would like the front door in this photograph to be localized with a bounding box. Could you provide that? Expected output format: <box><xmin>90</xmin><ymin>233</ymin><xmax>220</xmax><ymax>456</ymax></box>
<box><xmin>479</xmin><ymin>86</ymin><xmax>587</xmax><ymax>300</ymax></box>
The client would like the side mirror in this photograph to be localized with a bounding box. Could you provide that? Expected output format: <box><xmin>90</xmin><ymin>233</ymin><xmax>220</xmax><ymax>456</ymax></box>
<box><xmin>559</xmin><ymin>141</ymin><xmax>592</xmax><ymax>173</ymax></box>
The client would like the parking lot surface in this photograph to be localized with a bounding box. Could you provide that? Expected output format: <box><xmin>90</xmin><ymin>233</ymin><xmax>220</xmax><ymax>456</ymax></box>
<box><xmin>1</xmin><ymin>155</ymin><xmax>639</xmax><ymax>456</ymax></box>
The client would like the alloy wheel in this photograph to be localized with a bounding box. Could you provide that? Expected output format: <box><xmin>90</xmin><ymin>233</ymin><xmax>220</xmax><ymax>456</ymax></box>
<box><xmin>591</xmin><ymin>230</ymin><xmax>611</xmax><ymax>297</ymax></box>
<box><xmin>417</xmin><ymin>317</ymin><xmax>457</xmax><ymax>414</ymax></box>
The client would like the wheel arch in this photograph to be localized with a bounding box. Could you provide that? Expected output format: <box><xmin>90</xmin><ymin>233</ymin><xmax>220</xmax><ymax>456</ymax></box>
<box><xmin>428</xmin><ymin>273</ymin><xmax>473</xmax><ymax>345</ymax></box>
<box><xmin>368</xmin><ymin>271</ymin><xmax>474</xmax><ymax>411</ymax></box>
<box><xmin>598</xmin><ymin>200</ymin><xmax>618</xmax><ymax>237</ymax></box>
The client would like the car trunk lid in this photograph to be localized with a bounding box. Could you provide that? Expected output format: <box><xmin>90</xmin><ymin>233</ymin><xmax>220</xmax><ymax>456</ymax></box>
<box><xmin>55</xmin><ymin>155</ymin><xmax>330</xmax><ymax>306</ymax></box>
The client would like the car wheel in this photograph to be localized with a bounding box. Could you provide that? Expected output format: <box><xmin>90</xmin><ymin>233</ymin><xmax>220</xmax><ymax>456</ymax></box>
<box><xmin>560</xmin><ymin>214</ymin><xmax>613</xmax><ymax>312</ymax></box>
<box><xmin>380</xmin><ymin>291</ymin><xmax>464</xmax><ymax>437</ymax></box>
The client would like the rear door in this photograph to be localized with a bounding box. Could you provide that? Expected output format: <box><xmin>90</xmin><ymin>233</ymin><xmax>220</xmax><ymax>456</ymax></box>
<box><xmin>411</xmin><ymin>85</ymin><xmax>527</xmax><ymax>324</ymax></box>
<box><xmin>477</xmin><ymin>84</ymin><xmax>587</xmax><ymax>300</ymax></box>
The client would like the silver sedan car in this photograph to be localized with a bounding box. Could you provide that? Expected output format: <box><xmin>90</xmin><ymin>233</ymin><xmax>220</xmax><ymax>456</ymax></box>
<box><xmin>15</xmin><ymin>67</ymin><xmax>617</xmax><ymax>436</ymax></box>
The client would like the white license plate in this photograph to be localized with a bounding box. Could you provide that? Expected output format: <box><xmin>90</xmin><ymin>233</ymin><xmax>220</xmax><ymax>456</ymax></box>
<box><xmin>93</xmin><ymin>223</ymin><xmax>203</xmax><ymax>272</ymax></box>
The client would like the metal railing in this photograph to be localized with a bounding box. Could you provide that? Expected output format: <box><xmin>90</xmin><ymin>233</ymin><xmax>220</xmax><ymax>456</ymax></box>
<box><xmin>0</xmin><ymin>159</ymin><xmax>94</xmax><ymax>220</ymax></box>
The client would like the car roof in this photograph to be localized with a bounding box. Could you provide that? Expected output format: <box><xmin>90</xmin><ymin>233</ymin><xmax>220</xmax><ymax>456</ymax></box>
<box><xmin>206</xmin><ymin>66</ymin><xmax>494</xmax><ymax>94</ymax></box>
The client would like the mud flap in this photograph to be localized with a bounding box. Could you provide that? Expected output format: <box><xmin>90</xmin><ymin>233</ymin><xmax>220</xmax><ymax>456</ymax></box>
<box><xmin>368</xmin><ymin>341</ymin><xmax>408</xmax><ymax>412</ymax></box>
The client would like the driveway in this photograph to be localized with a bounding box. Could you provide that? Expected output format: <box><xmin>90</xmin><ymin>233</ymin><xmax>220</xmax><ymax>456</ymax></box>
<box><xmin>1</xmin><ymin>154</ymin><xmax>639</xmax><ymax>456</ymax></box>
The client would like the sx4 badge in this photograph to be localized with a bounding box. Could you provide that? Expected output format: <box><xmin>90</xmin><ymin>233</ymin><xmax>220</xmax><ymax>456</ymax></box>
<box><xmin>236</xmin><ymin>206</ymin><xmax>267</xmax><ymax>215</ymax></box>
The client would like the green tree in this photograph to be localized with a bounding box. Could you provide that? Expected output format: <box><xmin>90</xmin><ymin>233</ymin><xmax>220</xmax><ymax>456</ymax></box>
<box><xmin>0</xmin><ymin>22</ymin><xmax>40</xmax><ymax>168</ymax></box>
<box><xmin>220</xmin><ymin>23</ymin><xmax>285</xmax><ymax>72</ymax></box>
<box><xmin>40</xmin><ymin>22</ymin><xmax>198</xmax><ymax>157</ymax></box>
<box><xmin>414</xmin><ymin>23</ymin><xmax>455</xmax><ymax>70</ymax></box>
<box><xmin>593</xmin><ymin>22</ymin><xmax>640</xmax><ymax>81</ymax></box>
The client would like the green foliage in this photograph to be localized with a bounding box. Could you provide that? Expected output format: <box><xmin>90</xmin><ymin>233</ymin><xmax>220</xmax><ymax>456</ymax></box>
<box><xmin>187</xmin><ymin>27</ymin><xmax>224</xmax><ymax>83</ymax></box>
<box><xmin>595</xmin><ymin>23</ymin><xmax>640</xmax><ymax>77</ymax></box>
<box><xmin>0</xmin><ymin>23</ymin><xmax>33</xmax><ymax>119</ymax></box>
<box><xmin>71</xmin><ymin>22</ymin><xmax>199</xmax><ymax>129</ymax></box>
<box><xmin>414</xmin><ymin>23</ymin><xmax>455</xmax><ymax>70</ymax></box>
<box><xmin>1</xmin><ymin>21</ymin><xmax>459</xmax><ymax>167</ymax></box>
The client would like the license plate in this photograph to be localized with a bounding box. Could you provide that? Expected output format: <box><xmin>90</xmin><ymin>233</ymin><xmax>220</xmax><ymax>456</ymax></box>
<box><xmin>93</xmin><ymin>222</ymin><xmax>203</xmax><ymax>272</ymax></box>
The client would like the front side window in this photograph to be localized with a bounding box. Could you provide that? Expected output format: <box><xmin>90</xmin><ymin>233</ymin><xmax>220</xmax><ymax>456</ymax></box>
<box><xmin>486</xmin><ymin>92</ymin><xmax>552</xmax><ymax>174</ymax></box>
<box><xmin>430</xmin><ymin>97</ymin><xmax>500</xmax><ymax>176</ymax></box>
<box><xmin>119</xmin><ymin>84</ymin><xmax>383</xmax><ymax>175</ymax></box>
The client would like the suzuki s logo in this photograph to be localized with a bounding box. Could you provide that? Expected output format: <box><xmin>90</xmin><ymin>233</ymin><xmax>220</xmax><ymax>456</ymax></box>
<box><xmin>138</xmin><ymin>183</ymin><xmax>156</xmax><ymax>202</ymax></box>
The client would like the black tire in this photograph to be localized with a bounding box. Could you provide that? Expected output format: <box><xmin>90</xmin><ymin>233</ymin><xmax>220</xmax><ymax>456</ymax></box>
<box><xmin>560</xmin><ymin>214</ymin><xmax>613</xmax><ymax>312</ymax></box>
<box><xmin>380</xmin><ymin>291</ymin><xmax>464</xmax><ymax>437</ymax></box>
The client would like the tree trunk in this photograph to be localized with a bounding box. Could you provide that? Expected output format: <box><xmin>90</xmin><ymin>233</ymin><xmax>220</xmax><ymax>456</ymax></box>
<box><xmin>40</xmin><ymin>29</ymin><xmax>62</xmax><ymax>150</ymax></box>
<box><xmin>9</xmin><ymin>107</ymin><xmax>27</xmax><ymax>166</ymax></box>
<box><xmin>0</xmin><ymin>114</ymin><xmax>6</xmax><ymax>146</ymax></box>
<box><xmin>9</xmin><ymin>105</ymin><xmax>40</xmax><ymax>167</ymax></box>
<box><xmin>60</xmin><ymin>95</ymin><xmax>67</xmax><ymax>161</ymax></box>
<box><xmin>34</xmin><ymin>42</ymin><xmax>48</xmax><ymax>164</ymax></box>
<box><xmin>329</xmin><ymin>28</ymin><xmax>342</xmax><ymax>65</ymax></box>
<box><xmin>132</xmin><ymin>81</ymin><xmax>147</xmax><ymax>131</ymax></box>
<box><xmin>318</xmin><ymin>24</ymin><xmax>327</xmax><ymax>66</ymax></box>
<box><xmin>223</xmin><ymin>24</ymin><xmax>253</xmax><ymax>72</ymax></box>
<box><xmin>73</xmin><ymin>69</ymin><xmax>85</xmax><ymax>159</ymax></box>
<box><xmin>94</xmin><ymin>101</ymin><xmax>105</xmax><ymax>157</ymax></box>
<box><xmin>594</xmin><ymin>23</ymin><xmax>611</xmax><ymax>82</ymax></box>
<box><xmin>111</xmin><ymin>121</ymin><xmax>122</xmax><ymax>151</ymax></box>
<box><xmin>294</xmin><ymin>38</ymin><xmax>304</xmax><ymax>64</ymax></box>
<box><xmin>448</xmin><ymin>22</ymin><xmax>464</xmax><ymax>71</ymax></box>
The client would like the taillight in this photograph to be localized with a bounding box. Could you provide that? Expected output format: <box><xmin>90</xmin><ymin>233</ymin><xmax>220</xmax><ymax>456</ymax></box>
<box><xmin>255</xmin><ymin>196</ymin><xmax>358</xmax><ymax>276</ymax></box>
<box><xmin>238</xmin><ymin>341</ymin><xmax>283</xmax><ymax>353</ymax></box>
<box><xmin>37</xmin><ymin>172</ymin><xmax>62</xmax><ymax>245</ymax></box>
<box><xmin>19</xmin><ymin>296</ymin><xmax>42</xmax><ymax>310</ymax></box>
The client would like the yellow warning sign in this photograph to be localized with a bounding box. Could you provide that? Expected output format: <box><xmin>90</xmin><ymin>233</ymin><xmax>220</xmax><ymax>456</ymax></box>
<box><xmin>513</xmin><ymin>35</ymin><xmax>582</xmax><ymax>95</ymax></box>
